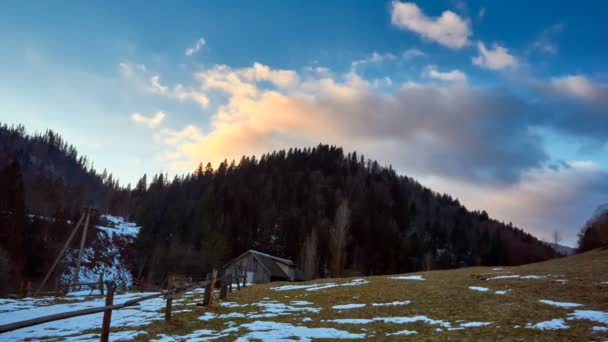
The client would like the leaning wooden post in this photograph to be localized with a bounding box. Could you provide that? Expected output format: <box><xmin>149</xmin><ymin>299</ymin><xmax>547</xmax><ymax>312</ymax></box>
<box><xmin>73</xmin><ymin>207</ymin><xmax>91</xmax><ymax>291</ymax></box>
<box><xmin>100</xmin><ymin>282</ymin><xmax>115</xmax><ymax>342</ymax></box>
<box><xmin>35</xmin><ymin>212</ymin><xmax>85</xmax><ymax>296</ymax></box>
<box><xmin>165</xmin><ymin>274</ymin><xmax>174</xmax><ymax>322</ymax></box>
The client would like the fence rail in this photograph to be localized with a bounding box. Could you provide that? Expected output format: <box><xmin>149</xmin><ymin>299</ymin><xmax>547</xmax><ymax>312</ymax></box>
<box><xmin>0</xmin><ymin>273</ymin><xmax>232</xmax><ymax>341</ymax></box>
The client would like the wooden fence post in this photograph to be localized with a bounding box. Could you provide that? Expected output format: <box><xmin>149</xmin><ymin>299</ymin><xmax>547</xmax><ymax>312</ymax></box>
<box><xmin>235</xmin><ymin>272</ymin><xmax>240</xmax><ymax>291</ymax></box>
<box><xmin>228</xmin><ymin>274</ymin><xmax>233</xmax><ymax>293</ymax></box>
<box><xmin>100</xmin><ymin>282</ymin><xmax>115</xmax><ymax>342</ymax></box>
<box><xmin>210</xmin><ymin>269</ymin><xmax>217</xmax><ymax>308</ymax></box>
<box><xmin>219</xmin><ymin>276</ymin><xmax>227</xmax><ymax>300</ymax></box>
<box><xmin>165</xmin><ymin>275</ymin><xmax>174</xmax><ymax>322</ymax></box>
<box><xmin>202</xmin><ymin>273</ymin><xmax>211</xmax><ymax>306</ymax></box>
<box><xmin>98</xmin><ymin>273</ymin><xmax>104</xmax><ymax>296</ymax></box>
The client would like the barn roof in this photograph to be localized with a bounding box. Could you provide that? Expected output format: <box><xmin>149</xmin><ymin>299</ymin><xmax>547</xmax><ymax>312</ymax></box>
<box><xmin>224</xmin><ymin>249</ymin><xmax>295</xmax><ymax>280</ymax></box>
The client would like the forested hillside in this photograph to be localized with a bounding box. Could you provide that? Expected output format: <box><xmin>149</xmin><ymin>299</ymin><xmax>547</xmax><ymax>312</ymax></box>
<box><xmin>132</xmin><ymin>145</ymin><xmax>556</xmax><ymax>283</ymax></box>
<box><xmin>0</xmin><ymin>123</ymin><xmax>131</xmax><ymax>216</ymax></box>
<box><xmin>0</xmin><ymin>123</ymin><xmax>130</xmax><ymax>295</ymax></box>
<box><xmin>0</xmin><ymin>123</ymin><xmax>556</xmax><ymax>291</ymax></box>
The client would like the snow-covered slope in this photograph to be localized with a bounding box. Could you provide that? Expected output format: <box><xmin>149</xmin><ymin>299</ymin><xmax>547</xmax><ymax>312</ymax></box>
<box><xmin>61</xmin><ymin>215</ymin><xmax>139</xmax><ymax>288</ymax></box>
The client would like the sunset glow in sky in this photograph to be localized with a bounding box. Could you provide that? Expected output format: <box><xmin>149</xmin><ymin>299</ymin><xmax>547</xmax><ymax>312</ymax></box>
<box><xmin>1</xmin><ymin>1</ymin><xmax>607</xmax><ymax>245</ymax></box>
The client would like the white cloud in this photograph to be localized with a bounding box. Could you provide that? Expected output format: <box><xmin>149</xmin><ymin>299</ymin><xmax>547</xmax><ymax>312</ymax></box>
<box><xmin>391</xmin><ymin>1</ymin><xmax>471</xmax><ymax>49</ymax></box>
<box><xmin>244</xmin><ymin>62</ymin><xmax>299</xmax><ymax>88</ymax></box>
<box><xmin>402</xmin><ymin>48</ymin><xmax>427</xmax><ymax>60</ymax></box>
<box><xmin>472</xmin><ymin>41</ymin><xmax>518</xmax><ymax>70</ymax></box>
<box><xmin>149</xmin><ymin>75</ymin><xmax>168</xmax><ymax>94</ymax></box>
<box><xmin>119</xmin><ymin>62</ymin><xmax>210</xmax><ymax>108</ymax></box>
<box><xmin>352</xmin><ymin>52</ymin><xmax>398</xmax><ymax>68</ymax></box>
<box><xmin>131</xmin><ymin>111</ymin><xmax>166</xmax><ymax>128</ymax></box>
<box><xmin>549</xmin><ymin>75</ymin><xmax>601</xmax><ymax>99</ymax></box>
<box><xmin>185</xmin><ymin>37</ymin><xmax>206</xmax><ymax>57</ymax></box>
<box><xmin>423</xmin><ymin>65</ymin><xmax>466</xmax><ymax>82</ymax></box>
<box><xmin>477</xmin><ymin>7</ymin><xmax>486</xmax><ymax>20</ymax></box>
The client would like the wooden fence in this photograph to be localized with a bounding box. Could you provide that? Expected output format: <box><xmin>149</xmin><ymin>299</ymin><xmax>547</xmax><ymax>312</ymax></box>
<box><xmin>0</xmin><ymin>270</ymin><xmax>238</xmax><ymax>342</ymax></box>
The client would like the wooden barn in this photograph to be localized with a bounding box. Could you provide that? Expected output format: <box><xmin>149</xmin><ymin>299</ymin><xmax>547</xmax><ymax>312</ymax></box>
<box><xmin>223</xmin><ymin>250</ymin><xmax>304</xmax><ymax>284</ymax></box>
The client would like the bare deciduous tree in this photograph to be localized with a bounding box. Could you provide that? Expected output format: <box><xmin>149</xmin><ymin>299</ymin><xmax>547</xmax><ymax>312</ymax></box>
<box><xmin>330</xmin><ymin>199</ymin><xmax>350</xmax><ymax>277</ymax></box>
<box><xmin>300</xmin><ymin>228</ymin><xmax>318</xmax><ymax>280</ymax></box>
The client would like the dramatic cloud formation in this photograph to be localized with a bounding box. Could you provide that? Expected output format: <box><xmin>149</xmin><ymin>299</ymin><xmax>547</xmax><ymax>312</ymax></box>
<box><xmin>185</xmin><ymin>37</ymin><xmax>206</xmax><ymax>57</ymax></box>
<box><xmin>427</xmin><ymin>161</ymin><xmax>608</xmax><ymax>245</ymax></box>
<box><xmin>423</xmin><ymin>65</ymin><xmax>466</xmax><ymax>82</ymax></box>
<box><xmin>161</xmin><ymin>63</ymin><xmax>546</xmax><ymax>185</ymax></box>
<box><xmin>472</xmin><ymin>41</ymin><xmax>518</xmax><ymax>70</ymax></box>
<box><xmin>131</xmin><ymin>111</ymin><xmax>166</xmax><ymax>128</ymax></box>
<box><xmin>136</xmin><ymin>61</ymin><xmax>608</xmax><ymax>245</ymax></box>
<box><xmin>391</xmin><ymin>1</ymin><xmax>471</xmax><ymax>49</ymax></box>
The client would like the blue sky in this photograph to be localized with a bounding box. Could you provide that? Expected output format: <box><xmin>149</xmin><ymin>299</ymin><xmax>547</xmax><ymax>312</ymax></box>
<box><xmin>1</xmin><ymin>1</ymin><xmax>607</xmax><ymax>245</ymax></box>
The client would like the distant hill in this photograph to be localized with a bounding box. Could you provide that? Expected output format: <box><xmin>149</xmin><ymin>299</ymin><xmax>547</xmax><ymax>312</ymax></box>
<box><xmin>546</xmin><ymin>242</ymin><xmax>576</xmax><ymax>256</ymax></box>
<box><xmin>132</xmin><ymin>144</ymin><xmax>557</xmax><ymax>283</ymax></box>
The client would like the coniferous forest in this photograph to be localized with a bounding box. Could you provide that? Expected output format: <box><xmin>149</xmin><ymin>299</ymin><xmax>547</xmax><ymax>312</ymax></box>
<box><xmin>0</xmin><ymin>123</ymin><xmax>557</xmax><ymax>291</ymax></box>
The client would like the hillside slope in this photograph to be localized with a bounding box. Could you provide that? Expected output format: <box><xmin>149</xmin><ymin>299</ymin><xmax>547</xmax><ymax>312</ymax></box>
<box><xmin>134</xmin><ymin>144</ymin><xmax>556</xmax><ymax>283</ymax></box>
<box><xmin>1</xmin><ymin>248</ymin><xmax>606</xmax><ymax>340</ymax></box>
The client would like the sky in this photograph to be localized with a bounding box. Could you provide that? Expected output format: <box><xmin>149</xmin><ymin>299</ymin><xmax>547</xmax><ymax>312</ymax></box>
<box><xmin>1</xmin><ymin>1</ymin><xmax>607</xmax><ymax>246</ymax></box>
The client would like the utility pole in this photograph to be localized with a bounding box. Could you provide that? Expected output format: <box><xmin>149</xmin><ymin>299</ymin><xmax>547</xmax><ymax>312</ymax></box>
<box><xmin>73</xmin><ymin>207</ymin><xmax>91</xmax><ymax>291</ymax></box>
<box><xmin>35</xmin><ymin>211</ymin><xmax>86</xmax><ymax>296</ymax></box>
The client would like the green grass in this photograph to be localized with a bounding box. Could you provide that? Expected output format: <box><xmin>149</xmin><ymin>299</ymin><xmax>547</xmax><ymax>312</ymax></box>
<box><xmin>88</xmin><ymin>249</ymin><xmax>608</xmax><ymax>340</ymax></box>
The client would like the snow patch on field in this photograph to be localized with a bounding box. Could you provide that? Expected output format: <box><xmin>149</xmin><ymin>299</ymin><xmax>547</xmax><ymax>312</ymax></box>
<box><xmin>290</xmin><ymin>300</ymin><xmax>313</xmax><ymax>306</ymax></box>
<box><xmin>326</xmin><ymin>315</ymin><xmax>490</xmax><ymax>330</ymax></box>
<box><xmin>539</xmin><ymin>299</ymin><xmax>583</xmax><ymax>308</ymax></box>
<box><xmin>568</xmin><ymin>310</ymin><xmax>608</xmax><ymax>324</ymax></box>
<box><xmin>271</xmin><ymin>278</ymin><xmax>368</xmax><ymax>292</ymax></box>
<box><xmin>390</xmin><ymin>275</ymin><xmax>425</xmax><ymax>281</ymax></box>
<box><xmin>460</xmin><ymin>322</ymin><xmax>492</xmax><ymax>328</ymax></box>
<box><xmin>486</xmin><ymin>275</ymin><xmax>545</xmax><ymax>280</ymax></box>
<box><xmin>332</xmin><ymin>303</ymin><xmax>366</xmax><ymax>310</ymax></box>
<box><xmin>371</xmin><ymin>300</ymin><xmax>410</xmax><ymax>307</ymax></box>
<box><xmin>233</xmin><ymin>321</ymin><xmax>366</xmax><ymax>341</ymax></box>
<box><xmin>469</xmin><ymin>286</ymin><xmax>489</xmax><ymax>292</ymax></box>
<box><xmin>387</xmin><ymin>329</ymin><xmax>417</xmax><ymax>335</ymax></box>
<box><xmin>153</xmin><ymin>329</ymin><xmax>228</xmax><ymax>341</ymax></box>
<box><xmin>526</xmin><ymin>318</ymin><xmax>569</xmax><ymax>330</ymax></box>
<box><xmin>72</xmin><ymin>330</ymin><xmax>147</xmax><ymax>341</ymax></box>
<box><xmin>0</xmin><ymin>291</ymin><xmax>167</xmax><ymax>340</ymax></box>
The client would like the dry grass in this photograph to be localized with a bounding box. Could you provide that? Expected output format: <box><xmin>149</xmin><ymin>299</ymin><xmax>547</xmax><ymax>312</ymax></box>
<box><xmin>122</xmin><ymin>249</ymin><xmax>608</xmax><ymax>341</ymax></box>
